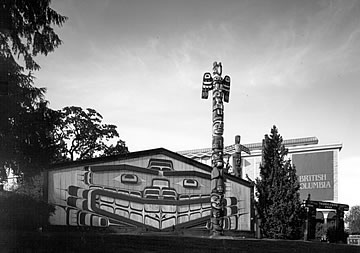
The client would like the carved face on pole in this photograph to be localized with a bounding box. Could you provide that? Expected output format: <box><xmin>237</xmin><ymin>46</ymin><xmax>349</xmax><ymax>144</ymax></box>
<box><xmin>212</xmin><ymin>136</ymin><xmax>223</xmax><ymax>150</ymax></box>
<box><xmin>211</xmin><ymin>193</ymin><xmax>222</xmax><ymax>210</ymax></box>
<box><xmin>213</xmin><ymin>121</ymin><xmax>224</xmax><ymax>135</ymax></box>
<box><xmin>213</xmin><ymin>61</ymin><xmax>222</xmax><ymax>76</ymax></box>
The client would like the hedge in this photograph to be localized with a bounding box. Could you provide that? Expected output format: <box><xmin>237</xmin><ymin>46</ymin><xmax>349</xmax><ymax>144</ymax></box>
<box><xmin>0</xmin><ymin>192</ymin><xmax>54</xmax><ymax>231</ymax></box>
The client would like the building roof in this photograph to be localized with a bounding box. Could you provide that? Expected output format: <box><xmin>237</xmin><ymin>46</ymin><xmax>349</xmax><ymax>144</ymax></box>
<box><xmin>48</xmin><ymin>147</ymin><xmax>254</xmax><ymax>187</ymax></box>
<box><xmin>178</xmin><ymin>136</ymin><xmax>321</xmax><ymax>159</ymax></box>
<box><xmin>49</xmin><ymin>147</ymin><xmax>212</xmax><ymax>172</ymax></box>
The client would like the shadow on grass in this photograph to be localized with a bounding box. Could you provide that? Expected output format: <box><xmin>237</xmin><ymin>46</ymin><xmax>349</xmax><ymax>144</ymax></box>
<box><xmin>1</xmin><ymin>229</ymin><xmax>359</xmax><ymax>253</ymax></box>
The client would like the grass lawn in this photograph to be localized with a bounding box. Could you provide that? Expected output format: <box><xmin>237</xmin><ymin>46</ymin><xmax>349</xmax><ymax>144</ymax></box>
<box><xmin>1</xmin><ymin>229</ymin><xmax>359</xmax><ymax>253</ymax></box>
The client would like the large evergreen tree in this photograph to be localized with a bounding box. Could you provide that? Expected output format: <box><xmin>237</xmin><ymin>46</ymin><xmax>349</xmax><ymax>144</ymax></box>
<box><xmin>255</xmin><ymin>125</ymin><xmax>304</xmax><ymax>239</ymax></box>
<box><xmin>0</xmin><ymin>0</ymin><xmax>67</xmax><ymax>179</ymax></box>
<box><xmin>0</xmin><ymin>0</ymin><xmax>67</xmax><ymax>71</ymax></box>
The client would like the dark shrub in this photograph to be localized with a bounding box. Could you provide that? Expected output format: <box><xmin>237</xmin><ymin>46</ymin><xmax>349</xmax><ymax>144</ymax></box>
<box><xmin>0</xmin><ymin>192</ymin><xmax>55</xmax><ymax>231</ymax></box>
<box><xmin>326</xmin><ymin>225</ymin><xmax>337</xmax><ymax>243</ymax></box>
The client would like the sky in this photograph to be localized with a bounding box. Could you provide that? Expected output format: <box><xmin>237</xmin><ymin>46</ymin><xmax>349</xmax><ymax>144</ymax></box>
<box><xmin>33</xmin><ymin>0</ymin><xmax>360</xmax><ymax>207</ymax></box>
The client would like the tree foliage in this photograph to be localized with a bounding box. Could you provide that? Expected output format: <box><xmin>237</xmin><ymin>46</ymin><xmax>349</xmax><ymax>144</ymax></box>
<box><xmin>0</xmin><ymin>1</ymin><xmax>130</xmax><ymax>183</ymax></box>
<box><xmin>0</xmin><ymin>92</ymin><xmax>60</xmax><ymax>178</ymax></box>
<box><xmin>0</xmin><ymin>53</ymin><xmax>60</xmax><ymax>179</ymax></box>
<box><xmin>0</xmin><ymin>0</ymin><xmax>67</xmax><ymax>71</ymax></box>
<box><xmin>0</xmin><ymin>0</ymin><xmax>67</xmax><ymax>180</ymax></box>
<box><xmin>54</xmin><ymin>106</ymin><xmax>129</xmax><ymax>162</ymax></box>
<box><xmin>12</xmin><ymin>174</ymin><xmax>44</xmax><ymax>201</ymax></box>
<box><xmin>255</xmin><ymin>125</ymin><xmax>304</xmax><ymax>239</ymax></box>
<box><xmin>0</xmin><ymin>50</ymin><xmax>59</xmax><ymax>179</ymax></box>
<box><xmin>345</xmin><ymin>205</ymin><xmax>360</xmax><ymax>234</ymax></box>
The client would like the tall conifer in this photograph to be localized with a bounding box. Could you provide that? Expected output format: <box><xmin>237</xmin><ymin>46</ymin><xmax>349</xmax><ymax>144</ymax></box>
<box><xmin>255</xmin><ymin>126</ymin><xmax>304</xmax><ymax>239</ymax></box>
<box><xmin>0</xmin><ymin>0</ymin><xmax>67</xmax><ymax>179</ymax></box>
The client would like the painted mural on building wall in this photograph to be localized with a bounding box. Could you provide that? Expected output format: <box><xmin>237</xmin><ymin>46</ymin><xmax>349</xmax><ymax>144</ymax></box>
<box><xmin>47</xmin><ymin>154</ymin><xmax>252</xmax><ymax>232</ymax></box>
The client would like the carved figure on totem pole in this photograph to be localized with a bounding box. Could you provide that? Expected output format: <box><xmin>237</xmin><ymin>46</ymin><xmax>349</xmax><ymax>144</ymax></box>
<box><xmin>233</xmin><ymin>135</ymin><xmax>242</xmax><ymax>178</ymax></box>
<box><xmin>201</xmin><ymin>61</ymin><xmax>231</xmax><ymax>236</ymax></box>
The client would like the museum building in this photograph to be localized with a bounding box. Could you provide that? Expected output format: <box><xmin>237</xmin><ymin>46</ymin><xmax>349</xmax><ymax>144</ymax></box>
<box><xmin>179</xmin><ymin>136</ymin><xmax>341</xmax><ymax>203</ymax></box>
<box><xmin>179</xmin><ymin>136</ymin><xmax>344</xmax><ymax>228</ymax></box>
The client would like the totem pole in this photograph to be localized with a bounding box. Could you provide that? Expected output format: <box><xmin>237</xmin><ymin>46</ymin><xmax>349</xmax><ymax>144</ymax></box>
<box><xmin>202</xmin><ymin>61</ymin><xmax>230</xmax><ymax>236</ymax></box>
<box><xmin>233</xmin><ymin>135</ymin><xmax>242</xmax><ymax>178</ymax></box>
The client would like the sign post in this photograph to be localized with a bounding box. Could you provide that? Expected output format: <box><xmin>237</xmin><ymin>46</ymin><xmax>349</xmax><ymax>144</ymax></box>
<box><xmin>302</xmin><ymin>199</ymin><xmax>349</xmax><ymax>241</ymax></box>
<box><xmin>202</xmin><ymin>61</ymin><xmax>231</xmax><ymax>236</ymax></box>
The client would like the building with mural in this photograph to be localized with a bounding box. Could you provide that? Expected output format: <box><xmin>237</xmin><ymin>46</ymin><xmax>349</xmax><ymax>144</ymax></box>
<box><xmin>46</xmin><ymin>148</ymin><xmax>254</xmax><ymax>234</ymax></box>
<box><xmin>46</xmin><ymin>136</ymin><xmax>345</xmax><ymax>238</ymax></box>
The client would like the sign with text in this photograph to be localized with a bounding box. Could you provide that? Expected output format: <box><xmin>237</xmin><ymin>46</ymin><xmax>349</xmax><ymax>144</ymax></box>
<box><xmin>292</xmin><ymin>151</ymin><xmax>334</xmax><ymax>201</ymax></box>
